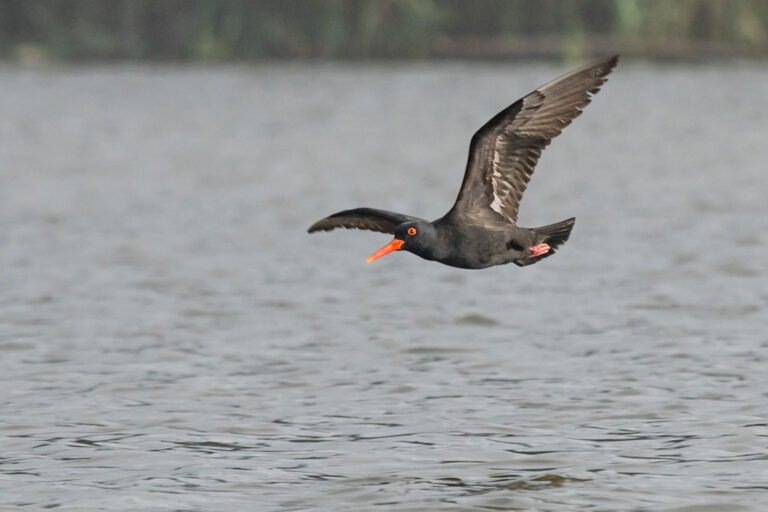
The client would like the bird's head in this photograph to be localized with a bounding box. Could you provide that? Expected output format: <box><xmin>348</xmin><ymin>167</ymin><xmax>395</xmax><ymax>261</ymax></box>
<box><xmin>366</xmin><ymin>221</ymin><xmax>435</xmax><ymax>262</ymax></box>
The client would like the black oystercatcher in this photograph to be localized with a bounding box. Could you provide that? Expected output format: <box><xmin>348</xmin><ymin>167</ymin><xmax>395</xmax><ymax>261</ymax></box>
<box><xmin>309</xmin><ymin>56</ymin><xmax>618</xmax><ymax>269</ymax></box>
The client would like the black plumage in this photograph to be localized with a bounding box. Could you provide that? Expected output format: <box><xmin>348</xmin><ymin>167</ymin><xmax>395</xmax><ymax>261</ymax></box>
<box><xmin>308</xmin><ymin>55</ymin><xmax>618</xmax><ymax>269</ymax></box>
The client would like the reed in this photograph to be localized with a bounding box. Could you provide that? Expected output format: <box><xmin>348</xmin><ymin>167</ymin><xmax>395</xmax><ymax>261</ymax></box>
<box><xmin>1</xmin><ymin>0</ymin><xmax>766</xmax><ymax>61</ymax></box>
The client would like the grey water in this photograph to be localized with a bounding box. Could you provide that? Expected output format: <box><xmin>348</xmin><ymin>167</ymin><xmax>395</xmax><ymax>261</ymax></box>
<box><xmin>0</xmin><ymin>61</ymin><xmax>767</xmax><ymax>511</ymax></box>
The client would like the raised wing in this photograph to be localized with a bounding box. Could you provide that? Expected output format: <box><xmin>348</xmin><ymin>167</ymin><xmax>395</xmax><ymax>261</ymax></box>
<box><xmin>308</xmin><ymin>208</ymin><xmax>416</xmax><ymax>234</ymax></box>
<box><xmin>448</xmin><ymin>55</ymin><xmax>618</xmax><ymax>225</ymax></box>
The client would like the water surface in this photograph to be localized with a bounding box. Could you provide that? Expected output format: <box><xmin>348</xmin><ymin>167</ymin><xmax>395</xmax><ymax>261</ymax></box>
<box><xmin>1</xmin><ymin>61</ymin><xmax>767</xmax><ymax>511</ymax></box>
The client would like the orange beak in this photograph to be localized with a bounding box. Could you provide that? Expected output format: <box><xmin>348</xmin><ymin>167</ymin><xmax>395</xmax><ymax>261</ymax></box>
<box><xmin>366</xmin><ymin>238</ymin><xmax>404</xmax><ymax>263</ymax></box>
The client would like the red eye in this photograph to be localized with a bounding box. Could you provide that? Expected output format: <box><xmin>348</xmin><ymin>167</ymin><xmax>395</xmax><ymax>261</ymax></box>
<box><xmin>407</xmin><ymin>227</ymin><xmax>417</xmax><ymax>236</ymax></box>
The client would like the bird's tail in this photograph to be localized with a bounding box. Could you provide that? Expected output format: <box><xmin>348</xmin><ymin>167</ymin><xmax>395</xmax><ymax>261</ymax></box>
<box><xmin>513</xmin><ymin>217</ymin><xmax>575</xmax><ymax>267</ymax></box>
<box><xmin>535</xmin><ymin>217</ymin><xmax>575</xmax><ymax>252</ymax></box>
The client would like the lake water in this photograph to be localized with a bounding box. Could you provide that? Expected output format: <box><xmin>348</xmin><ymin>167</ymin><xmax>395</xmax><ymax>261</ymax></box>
<box><xmin>1</xmin><ymin>61</ymin><xmax>767</xmax><ymax>511</ymax></box>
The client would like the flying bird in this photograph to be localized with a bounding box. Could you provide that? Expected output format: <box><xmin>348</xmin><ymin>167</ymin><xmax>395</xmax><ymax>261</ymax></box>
<box><xmin>308</xmin><ymin>55</ymin><xmax>618</xmax><ymax>269</ymax></box>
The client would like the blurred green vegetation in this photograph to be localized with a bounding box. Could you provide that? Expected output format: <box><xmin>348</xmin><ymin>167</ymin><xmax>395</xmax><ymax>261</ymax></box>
<box><xmin>1</xmin><ymin>0</ymin><xmax>767</xmax><ymax>62</ymax></box>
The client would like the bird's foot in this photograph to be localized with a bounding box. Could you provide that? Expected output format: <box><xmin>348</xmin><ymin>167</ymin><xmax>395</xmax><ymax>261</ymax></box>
<box><xmin>528</xmin><ymin>243</ymin><xmax>551</xmax><ymax>258</ymax></box>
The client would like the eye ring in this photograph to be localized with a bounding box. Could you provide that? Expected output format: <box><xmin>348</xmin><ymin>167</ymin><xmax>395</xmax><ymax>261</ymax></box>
<box><xmin>407</xmin><ymin>227</ymin><xmax>417</xmax><ymax>236</ymax></box>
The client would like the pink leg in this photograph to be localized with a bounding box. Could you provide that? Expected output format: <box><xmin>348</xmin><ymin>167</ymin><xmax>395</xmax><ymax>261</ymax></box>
<box><xmin>528</xmin><ymin>242</ymin><xmax>551</xmax><ymax>258</ymax></box>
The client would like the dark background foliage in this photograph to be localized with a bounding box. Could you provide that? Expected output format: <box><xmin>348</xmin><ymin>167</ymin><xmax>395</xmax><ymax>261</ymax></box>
<box><xmin>1</xmin><ymin>0</ymin><xmax>767</xmax><ymax>62</ymax></box>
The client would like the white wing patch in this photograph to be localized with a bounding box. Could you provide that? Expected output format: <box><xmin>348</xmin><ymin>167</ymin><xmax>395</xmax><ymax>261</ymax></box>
<box><xmin>489</xmin><ymin>147</ymin><xmax>506</xmax><ymax>216</ymax></box>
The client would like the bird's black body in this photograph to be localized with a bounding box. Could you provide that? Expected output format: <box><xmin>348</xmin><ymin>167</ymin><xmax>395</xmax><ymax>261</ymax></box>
<box><xmin>379</xmin><ymin>215</ymin><xmax>574</xmax><ymax>269</ymax></box>
<box><xmin>309</xmin><ymin>56</ymin><xmax>618</xmax><ymax>269</ymax></box>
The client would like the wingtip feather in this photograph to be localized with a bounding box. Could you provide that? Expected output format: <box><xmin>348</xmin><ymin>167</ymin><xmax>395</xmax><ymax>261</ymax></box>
<box><xmin>597</xmin><ymin>54</ymin><xmax>620</xmax><ymax>75</ymax></box>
